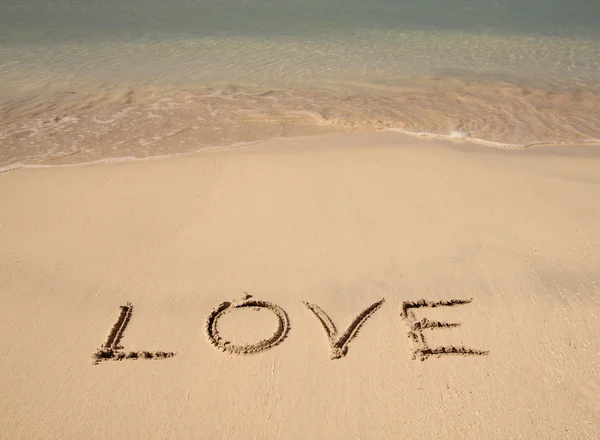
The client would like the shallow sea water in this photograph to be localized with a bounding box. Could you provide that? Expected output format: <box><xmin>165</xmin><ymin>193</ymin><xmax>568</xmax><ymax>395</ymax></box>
<box><xmin>1</xmin><ymin>0</ymin><xmax>600</xmax><ymax>168</ymax></box>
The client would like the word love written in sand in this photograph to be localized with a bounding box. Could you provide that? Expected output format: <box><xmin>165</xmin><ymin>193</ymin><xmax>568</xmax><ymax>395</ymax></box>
<box><xmin>92</xmin><ymin>295</ymin><xmax>488</xmax><ymax>364</ymax></box>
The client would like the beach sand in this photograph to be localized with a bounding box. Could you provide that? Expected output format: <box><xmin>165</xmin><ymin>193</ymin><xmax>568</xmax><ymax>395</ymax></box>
<box><xmin>1</xmin><ymin>131</ymin><xmax>599</xmax><ymax>439</ymax></box>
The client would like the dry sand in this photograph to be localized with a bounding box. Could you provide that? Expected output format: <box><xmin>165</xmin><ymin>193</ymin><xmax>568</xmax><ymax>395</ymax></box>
<box><xmin>0</xmin><ymin>131</ymin><xmax>599</xmax><ymax>439</ymax></box>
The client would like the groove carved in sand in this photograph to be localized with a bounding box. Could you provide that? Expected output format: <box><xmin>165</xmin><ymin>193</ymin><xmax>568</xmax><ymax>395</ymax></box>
<box><xmin>92</xmin><ymin>302</ymin><xmax>175</xmax><ymax>365</ymax></box>
<box><xmin>206</xmin><ymin>295</ymin><xmax>290</xmax><ymax>355</ymax></box>
<box><xmin>303</xmin><ymin>299</ymin><xmax>385</xmax><ymax>359</ymax></box>
<box><xmin>400</xmin><ymin>298</ymin><xmax>489</xmax><ymax>361</ymax></box>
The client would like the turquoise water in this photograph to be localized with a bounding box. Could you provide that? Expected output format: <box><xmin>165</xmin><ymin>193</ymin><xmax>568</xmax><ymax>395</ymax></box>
<box><xmin>1</xmin><ymin>0</ymin><xmax>600</xmax><ymax>167</ymax></box>
<box><xmin>2</xmin><ymin>0</ymin><xmax>600</xmax><ymax>41</ymax></box>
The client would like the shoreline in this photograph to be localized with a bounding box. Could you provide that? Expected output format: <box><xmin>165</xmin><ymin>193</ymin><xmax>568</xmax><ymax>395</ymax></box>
<box><xmin>3</xmin><ymin>76</ymin><xmax>600</xmax><ymax>171</ymax></box>
<box><xmin>3</xmin><ymin>128</ymin><xmax>600</xmax><ymax>175</ymax></box>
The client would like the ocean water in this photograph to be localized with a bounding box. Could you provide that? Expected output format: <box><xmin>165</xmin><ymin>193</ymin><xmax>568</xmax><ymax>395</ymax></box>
<box><xmin>1</xmin><ymin>0</ymin><xmax>600</xmax><ymax>168</ymax></box>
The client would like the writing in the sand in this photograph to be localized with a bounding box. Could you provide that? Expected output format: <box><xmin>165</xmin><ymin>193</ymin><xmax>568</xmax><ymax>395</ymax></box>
<box><xmin>92</xmin><ymin>295</ymin><xmax>489</xmax><ymax>364</ymax></box>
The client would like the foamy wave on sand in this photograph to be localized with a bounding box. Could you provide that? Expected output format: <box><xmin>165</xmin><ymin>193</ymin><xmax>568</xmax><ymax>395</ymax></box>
<box><xmin>2</xmin><ymin>77</ymin><xmax>600</xmax><ymax>172</ymax></box>
<box><xmin>0</xmin><ymin>141</ymin><xmax>267</xmax><ymax>174</ymax></box>
<box><xmin>386</xmin><ymin>128</ymin><xmax>600</xmax><ymax>149</ymax></box>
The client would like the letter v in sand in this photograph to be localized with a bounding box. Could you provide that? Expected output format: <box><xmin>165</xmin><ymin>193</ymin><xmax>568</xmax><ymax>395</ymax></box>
<box><xmin>303</xmin><ymin>299</ymin><xmax>385</xmax><ymax>359</ymax></box>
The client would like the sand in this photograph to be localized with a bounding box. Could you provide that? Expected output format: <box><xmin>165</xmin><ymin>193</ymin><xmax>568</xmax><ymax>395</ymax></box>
<box><xmin>0</xmin><ymin>131</ymin><xmax>599</xmax><ymax>439</ymax></box>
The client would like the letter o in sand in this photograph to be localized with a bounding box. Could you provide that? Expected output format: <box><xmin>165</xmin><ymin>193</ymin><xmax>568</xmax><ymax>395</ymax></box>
<box><xmin>206</xmin><ymin>296</ymin><xmax>290</xmax><ymax>355</ymax></box>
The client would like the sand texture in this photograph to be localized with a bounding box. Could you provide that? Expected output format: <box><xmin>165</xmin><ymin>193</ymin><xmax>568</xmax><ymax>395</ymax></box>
<box><xmin>1</xmin><ymin>132</ymin><xmax>599</xmax><ymax>439</ymax></box>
